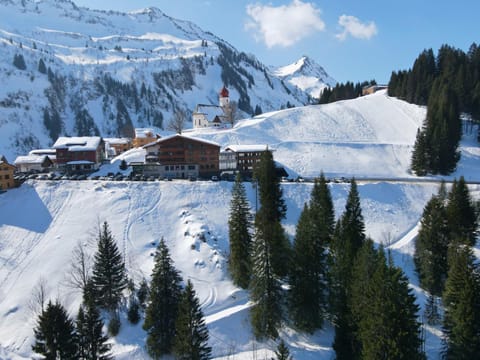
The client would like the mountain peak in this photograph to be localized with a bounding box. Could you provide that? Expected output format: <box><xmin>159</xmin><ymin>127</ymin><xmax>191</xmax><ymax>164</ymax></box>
<box><xmin>273</xmin><ymin>56</ymin><xmax>336</xmax><ymax>99</ymax></box>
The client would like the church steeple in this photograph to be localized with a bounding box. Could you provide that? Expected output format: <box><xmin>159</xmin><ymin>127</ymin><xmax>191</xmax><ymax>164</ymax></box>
<box><xmin>219</xmin><ymin>85</ymin><xmax>230</xmax><ymax>108</ymax></box>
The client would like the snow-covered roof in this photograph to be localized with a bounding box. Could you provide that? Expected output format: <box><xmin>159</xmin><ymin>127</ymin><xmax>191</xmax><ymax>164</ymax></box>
<box><xmin>52</xmin><ymin>137</ymin><xmax>102</xmax><ymax>152</ymax></box>
<box><xmin>224</xmin><ymin>144</ymin><xmax>270</xmax><ymax>153</ymax></box>
<box><xmin>194</xmin><ymin>104</ymin><xmax>225</xmax><ymax>120</ymax></box>
<box><xmin>145</xmin><ymin>134</ymin><xmax>220</xmax><ymax>148</ymax></box>
<box><xmin>29</xmin><ymin>149</ymin><xmax>56</xmax><ymax>156</ymax></box>
<box><xmin>104</xmin><ymin>138</ymin><xmax>131</xmax><ymax>145</ymax></box>
<box><xmin>14</xmin><ymin>155</ymin><xmax>50</xmax><ymax>165</ymax></box>
<box><xmin>134</xmin><ymin>128</ymin><xmax>155</xmax><ymax>139</ymax></box>
<box><xmin>66</xmin><ymin>160</ymin><xmax>94</xmax><ymax>165</ymax></box>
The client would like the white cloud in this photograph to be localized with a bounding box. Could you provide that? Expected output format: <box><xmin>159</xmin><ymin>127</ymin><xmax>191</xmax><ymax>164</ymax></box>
<box><xmin>245</xmin><ymin>0</ymin><xmax>325</xmax><ymax>48</ymax></box>
<box><xmin>336</xmin><ymin>15</ymin><xmax>378</xmax><ymax>41</ymax></box>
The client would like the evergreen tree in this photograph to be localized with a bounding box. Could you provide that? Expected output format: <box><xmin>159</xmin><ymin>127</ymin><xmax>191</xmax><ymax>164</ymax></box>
<box><xmin>446</xmin><ymin>176</ymin><xmax>478</xmax><ymax>246</ymax></box>
<box><xmin>352</xmin><ymin>247</ymin><xmax>424</xmax><ymax>359</ymax></box>
<box><xmin>289</xmin><ymin>203</ymin><xmax>327</xmax><ymax>332</ymax></box>
<box><xmin>38</xmin><ymin>58</ymin><xmax>47</xmax><ymax>74</ymax></box>
<box><xmin>253</xmin><ymin>150</ymin><xmax>290</xmax><ymax>278</ymax></box>
<box><xmin>414</xmin><ymin>193</ymin><xmax>450</xmax><ymax>296</ymax></box>
<box><xmin>143</xmin><ymin>238</ymin><xmax>182</xmax><ymax>358</ymax></box>
<box><xmin>442</xmin><ymin>246</ymin><xmax>480</xmax><ymax>359</ymax></box>
<box><xmin>411</xmin><ymin>128</ymin><xmax>428</xmax><ymax>176</ymax></box>
<box><xmin>309</xmin><ymin>173</ymin><xmax>335</xmax><ymax>244</ymax></box>
<box><xmin>331</xmin><ymin>178</ymin><xmax>366</xmax><ymax>360</ymax></box>
<box><xmin>275</xmin><ymin>339</ymin><xmax>293</xmax><ymax>360</ymax></box>
<box><xmin>250</xmin><ymin>210</ymin><xmax>283</xmax><ymax>339</ymax></box>
<box><xmin>173</xmin><ymin>280</ymin><xmax>212</xmax><ymax>360</ymax></box>
<box><xmin>32</xmin><ymin>300</ymin><xmax>78</xmax><ymax>360</ymax></box>
<box><xmin>13</xmin><ymin>53</ymin><xmax>26</xmax><ymax>70</ymax></box>
<box><xmin>137</xmin><ymin>278</ymin><xmax>149</xmax><ymax>309</ymax></box>
<box><xmin>91</xmin><ymin>221</ymin><xmax>127</xmax><ymax>311</ymax></box>
<box><xmin>76</xmin><ymin>302</ymin><xmax>113</xmax><ymax>360</ymax></box>
<box><xmin>228</xmin><ymin>173</ymin><xmax>252</xmax><ymax>289</ymax></box>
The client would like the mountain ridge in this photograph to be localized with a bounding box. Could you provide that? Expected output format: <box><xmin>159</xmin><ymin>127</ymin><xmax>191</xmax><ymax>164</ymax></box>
<box><xmin>0</xmin><ymin>0</ymin><xmax>335</xmax><ymax>161</ymax></box>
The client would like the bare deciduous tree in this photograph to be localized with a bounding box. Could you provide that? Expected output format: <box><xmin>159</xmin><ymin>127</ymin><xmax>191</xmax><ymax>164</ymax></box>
<box><xmin>65</xmin><ymin>242</ymin><xmax>91</xmax><ymax>292</ymax></box>
<box><xmin>226</xmin><ymin>100</ymin><xmax>238</xmax><ymax>127</ymax></box>
<box><xmin>28</xmin><ymin>277</ymin><xmax>48</xmax><ymax>316</ymax></box>
<box><xmin>167</xmin><ymin>109</ymin><xmax>187</xmax><ymax>134</ymax></box>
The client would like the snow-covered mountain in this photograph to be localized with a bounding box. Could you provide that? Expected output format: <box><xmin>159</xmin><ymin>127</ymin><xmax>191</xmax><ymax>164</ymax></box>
<box><xmin>273</xmin><ymin>56</ymin><xmax>336</xmax><ymax>99</ymax></box>
<box><xmin>1</xmin><ymin>89</ymin><xmax>480</xmax><ymax>359</ymax></box>
<box><xmin>0</xmin><ymin>0</ymin><xmax>334</xmax><ymax>162</ymax></box>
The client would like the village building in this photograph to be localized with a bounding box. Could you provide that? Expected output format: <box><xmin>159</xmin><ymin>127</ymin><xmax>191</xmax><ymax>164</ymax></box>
<box><xmin>52</xmin><ymin>136</ymin><xmax>105</xmax><ymax>174</ymax></box>
<box><xmin>192</xmin><ymin>86</ymin><xmax>231</xmax><ymax>129</ymax></box>
<box><xmin>104</xmin><ymin>137</ymin><xmax>132</xmax><ymax>158</ymax></box>
<box><xmin>29</xmin><ymin>149</ymin><xmax>57</xmax><ymax>165</ymax></box>
<box><xmin>0</xmin><ymin>155</ymin><xmax>16</xmax><ymax>190</ymax></box>
<box><xmin>219</xmin><ymin>144</ymin><xmax>270</xmax><ymax>176</ymax></box>
<box><xmin>142</xmin><ymin>134</ymin><xmax>220</xmax><ymax>179</ymax></box>
<box><xmin>362</xmin><ymin>84</ymin><xmax>388</xmax><ymax>96</ymax></box>
<box><xmin>14</xmin><ymin>155</ymin><xmax>54</xmax><ymax>173</ymax></box>
<box><xmin>132</xmin><ymin>128</ymin><xmax>157</xmax><ymax>148</ymax></box>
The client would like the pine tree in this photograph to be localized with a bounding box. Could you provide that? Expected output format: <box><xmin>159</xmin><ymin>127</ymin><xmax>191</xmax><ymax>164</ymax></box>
<box><xmin>331</xmin><ymin>178</ymin><xmax>366</xmax><ymax>360</ymax></box>
<box><xmin>446</xmin><ymin>176</ymin><xmax>478</xmax><ymax>246</ymax></box>
<box><xmin>91</xmin><ymin>221</ymin><xmax>127</xmax><ymax>311</ymax></box>
<box><xmin>228</xmin><ymin>173</ymin><xmax>252</xmax><ymax>289</ymax></box>
<box><xmin>442</xmin><ymin>245</ymin><xmax>480</xmax><ymax>359</ymax></box>
<box><xmin>32</xmin><ymin>300</ymin><xmax>78</xmax><ymax>360</ymax></box>
<box><xmin>38</xmin><ymin>58</ymin><xmax>47</xmax><ymax>74</ymax></box>
<box><xmin>289</xmin><ymin>203</ymin><xmax>327</xmax><ymax>332</ymax></box>
<box><xmin>250</xmin><ymin>211</ymin><xmax>283</xmax><ymax>339</ymax></box>
<box><xmin>13</xmin><ymin>53</ymin><xmax>26</xmax><ymax>70</ymax></box>
<box><xmin>309</xmin><ymin>173</ymin><xmax>335</xmax><ymax>244</ymax></box>
<box><xmin>173</xmin><ymin>280</ymin><xmax>212</xmax><ymax>360</ymax></box>
<box><xmin>352</xmin><ymin>247</ymin><xmax>424</xmax><ymax>359</ymax></box>
<box><xmin>411</xmin><ymin>128</ymin><xmax>428</xmax><ymax>176</ymax></box>
<box><xmin>76</xmin><ymin>302</ymin><xmax>113</xmax><ymax>360</ymax></box>
<box><xmin>253</xmin><ymin>150</ymin><xmax>290</xmax><ymax>278</ymax></box>
<box><xmin>275</xmin><ymin>339</ymin><xmax>293</xmax><ymax>360</ymax></box>
<box><xmin>143</xmin><ymin>238</ymin><xmax>182</xmax><ymax>358</ymax></box>
<box><xmin>414</xmin><ymin>193</ymin><xmax>450</xmax><ymax>296</ymax></box>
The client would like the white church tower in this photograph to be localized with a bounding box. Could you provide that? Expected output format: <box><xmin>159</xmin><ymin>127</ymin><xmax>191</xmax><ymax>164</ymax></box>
<box><xmin>219</xmin><ymin>85</ymin><xmax>230</xmax><ymax>108</ymax></box>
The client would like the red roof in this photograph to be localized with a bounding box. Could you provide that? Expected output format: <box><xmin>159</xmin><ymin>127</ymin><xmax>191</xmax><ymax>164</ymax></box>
<box><xmin>219</xmin><ymin>86</ymin><xmax>229</xmax><ymax>97</ymax></box>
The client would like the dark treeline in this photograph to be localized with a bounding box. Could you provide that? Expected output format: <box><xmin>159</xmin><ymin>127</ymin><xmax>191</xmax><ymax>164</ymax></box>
<box><xmin>388</xmin><ymin>43</ymin><xmax>480</xmax><ymax>118</ymax></box>
<box><xmin>318</xmin><ymin>80</ymin><xmax>376</xmax><ymax>104</ymax></box>
<box><xmin>389</xmin><ymin>43</ymin><xmax>480</xmax><ymax>175</ymax></box>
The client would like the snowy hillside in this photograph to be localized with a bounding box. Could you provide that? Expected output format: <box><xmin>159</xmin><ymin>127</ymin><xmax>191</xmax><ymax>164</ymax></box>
<box><xmin>273</xmin><ymin>56</ymin><xmax>336</xmax><ymax>99</ymax></box>
<box><xmin>186</xmin><ymin>90</ymin><xmax>426</xmax><ymax>179</ymax></box>
<box><xmin>0</xmin><ymin>0</ymin><xmax>334</xmax><ymax>161</ymax></box>
<box><xmin>1</xmin><ymin>88</ymin><xmax>480</xmax><ymax>358</ymax></box>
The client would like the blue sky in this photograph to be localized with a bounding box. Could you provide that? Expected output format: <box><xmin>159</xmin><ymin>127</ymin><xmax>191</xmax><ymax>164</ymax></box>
<box><xmin>73</xmin><ymin>0</ymin><xmax>479</xmax><ymax>83</ymax></box>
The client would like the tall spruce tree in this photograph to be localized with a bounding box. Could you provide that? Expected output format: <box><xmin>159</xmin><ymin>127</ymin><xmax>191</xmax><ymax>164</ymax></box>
<box><xmin>352</xmin><ymin>246</ymin><xmax>424</xmax><ymax>359</ymax></box>
<box><xmin>446</xmin><ymin>176</ymin><xmax>478</xmax><ymax>246</ymax></box>
<box><xmin>250</xmin><ymin>211</ymin><xmax>283</xmax><ymax>339</ymax></box>
<box><xmin>228</xmin><ymin>173</ymin><xmax>252</xmax><ymax>289</ymax></box>
<box><xmin>442</xmin><ymin>246</ymin><xmax>480</xmax><ymax>359</ymax></box>
<box><xmin>331</xmin><ymin>178</ymin><xmax>366</xmax><ymax>360</ymax></box>
<box><xmin>143</xmin><ymin>238</ymin><xmax>182</xmax><ymax>358</ymax></box>
<box><xmin>253</xmin><ymin>150</ymin><xmax>290</xmax><ymax>277</ymax></box>
<box><xmin>309</xmin><ymin>173</ymin><xmax>335</xmax><ymax>244</ymax></box>
<box><xmin>32</xmin><ymin>300</ymin><xmax>78</xmax><ymax>360</ymax></box>
<box><xmin>91</xmin><ymin>221</ymin><xmax>127</xmax><ymax>311</ymax></box>
<box><xmin>414</xmin><ymin>192</ymin><xmax>450</xmax><ymax>296</ymax></box>
<box><xmin>173</xmin><ymin>280</ymin><xmax>212</xmax><ymax>360</ymax></box>
<box><xmin>289</xmin><ymin>203</ymin><xmax>327</xmax><ymax>332</ymax></box>
<box><xmin>76</xmin><ymin>302</ymin><xmax>113</xmax><ymax>360</ymax></box>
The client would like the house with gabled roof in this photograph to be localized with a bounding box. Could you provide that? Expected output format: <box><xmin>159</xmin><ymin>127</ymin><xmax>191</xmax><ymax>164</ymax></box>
<box><xmin>143</xmin><ymin>134</ymin><xmax>220</xmax><ymax>178</ymax></box>
<box><xmin>52</xmin><ymin>136</ymin><xmax>105</xmax><ymax>174</ymax></box>
<box><xmin>14</xmin><ymin>155</ymin><xmax>53</xmax><ymax>173</ymax></box>
<box><xmin>0</xmin><ymin>155</ymin><xmax>16</xmax><ymax>190</ymax></box>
